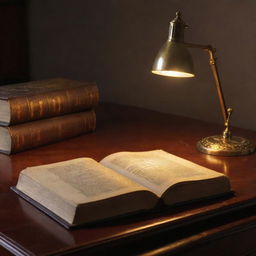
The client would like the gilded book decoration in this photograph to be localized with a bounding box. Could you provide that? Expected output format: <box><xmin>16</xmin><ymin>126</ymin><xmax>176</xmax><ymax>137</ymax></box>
<box><xmin>0</xmin><ymin>110</ymin><xmax>96</xmax><ymax>154</ymax></box>
<box><xmin>0</xmin><ymin>78</ymin><xmax>99</xmax><ymax>126</ymax></box>
<box><xmin>0</xmin><ymin>78</ymin><xmax>99</xmax><ymax>154</ymax></box>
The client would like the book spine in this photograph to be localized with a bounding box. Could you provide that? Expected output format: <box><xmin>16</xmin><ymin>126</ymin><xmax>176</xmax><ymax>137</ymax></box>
<box><xmin>8</xmin><ymin>110</ymin><xmax>96</xmax><ymax>154</ymax></box>
<box><xmin>8</xmin><ymin>84</ymin><xmax>99</xmax><ymax>125</ymax></box>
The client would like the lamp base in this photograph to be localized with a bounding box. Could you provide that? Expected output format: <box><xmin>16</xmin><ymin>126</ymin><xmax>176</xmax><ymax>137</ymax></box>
<box><xmin>197</xmin><ymin>135</ymin><xmax>255</xmax><ymax>156</ymax></box>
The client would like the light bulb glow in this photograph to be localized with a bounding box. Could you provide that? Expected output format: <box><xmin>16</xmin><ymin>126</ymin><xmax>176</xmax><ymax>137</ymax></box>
<box><xmin>152</xmin><ymin>70</ymin><xmax>194</xmax><ymax>78</ymax></box>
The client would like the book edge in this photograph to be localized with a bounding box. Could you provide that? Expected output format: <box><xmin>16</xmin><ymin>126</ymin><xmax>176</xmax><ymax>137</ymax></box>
<box><xmin>10</xmin><ymin>186</ymin><xmax>74</xmax><ymax>229</ymax></box>
<box><xmin>10</xmin><ymin>186</ymin><xmax>235</xmax><ymax>231</ymax></box>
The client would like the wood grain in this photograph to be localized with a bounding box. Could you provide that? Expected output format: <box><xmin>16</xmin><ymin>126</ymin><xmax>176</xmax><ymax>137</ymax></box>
<box><xmin>0</xmin><ymin>103</ymin><xmax>256</xmax><ymax>255</ymax></box>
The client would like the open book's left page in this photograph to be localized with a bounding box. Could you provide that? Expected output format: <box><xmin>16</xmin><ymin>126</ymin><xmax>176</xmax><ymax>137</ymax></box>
<box><xmin>16</xmin><ymin>158</ymin><xmax>158</xmax><ymax>226</ymax></box>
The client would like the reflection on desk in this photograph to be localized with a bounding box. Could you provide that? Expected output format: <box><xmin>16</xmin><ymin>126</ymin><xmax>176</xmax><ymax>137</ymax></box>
<box><xmin>0</xmin><ymin>103</ymin><xmax>256</xmax><ymax>256</ymax></box>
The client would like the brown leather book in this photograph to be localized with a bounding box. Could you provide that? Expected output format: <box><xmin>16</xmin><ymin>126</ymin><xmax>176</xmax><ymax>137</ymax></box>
<box><xmin>0</xmin><ymin>78</ymin><xmax>99</xmax><ymax>126</ymax></box>
<box><xmin>0</xmin><ymin>110</ymin><xmax>96</xmax><ymax>154</ymax></box>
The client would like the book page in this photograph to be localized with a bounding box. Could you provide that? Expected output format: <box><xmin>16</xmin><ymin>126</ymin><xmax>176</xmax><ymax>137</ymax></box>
<box><xmin>0</xmin><ymin>100</ymin><xmax>10</xmax><ymax>125</ymax></box>
<box><xmin>100</xmin><ymin>150</ymin><xmax>226</xmax><ymax>197</ymax></box>
<box><xmin>18</xmin><ymin>158</ymin><xmax>151</xmax><ymax>206</ymax></box>
<box><xmin>17</xmin><ymin>158</ymin><xmax>159</xmax><ymax>225</ymax></box>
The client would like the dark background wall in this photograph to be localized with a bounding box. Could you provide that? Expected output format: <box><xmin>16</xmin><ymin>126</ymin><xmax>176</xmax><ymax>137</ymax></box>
<box><xmin>28</xmin><ymin>0</ymin><xmax>256</xmax><ymax>130</ymax></box>
<box><xmin>0</xmin><ymin>0</ymin><xmax>28</xmax><ymax>84</ymax></box>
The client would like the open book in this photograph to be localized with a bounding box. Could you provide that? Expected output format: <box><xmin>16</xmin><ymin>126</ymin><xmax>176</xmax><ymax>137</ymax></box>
<box><xmin>13</xmin><ymin>150</ymin><xmax>231</xmax><ymax>228</ymax></box>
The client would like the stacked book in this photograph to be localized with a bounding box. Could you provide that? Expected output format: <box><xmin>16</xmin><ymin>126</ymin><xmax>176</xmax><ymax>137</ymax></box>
<box><xmin>0</xmin><ymin>78</ymin><xmax>99</xmax><ymax>154</ymax></box>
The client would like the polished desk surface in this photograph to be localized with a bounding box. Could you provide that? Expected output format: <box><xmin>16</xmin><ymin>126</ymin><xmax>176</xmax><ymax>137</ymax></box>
<box><xmin>1</xmin><ymin>103</ymin><xmax>256</xmax><ymax>256</ymax></box>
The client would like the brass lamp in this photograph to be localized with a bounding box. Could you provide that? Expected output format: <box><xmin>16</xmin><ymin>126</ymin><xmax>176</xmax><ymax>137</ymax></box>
<box><xmin>152</xmin><ymin>11</ymin><xmax>255</xmax><ymax>156</ymax></box>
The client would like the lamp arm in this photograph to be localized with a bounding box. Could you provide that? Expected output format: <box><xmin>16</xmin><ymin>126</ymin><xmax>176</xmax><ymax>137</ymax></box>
<box><xmin>183</xmin><ymin>43</ymin><xmax>230</xmax><ymax>125</ymax></box>
<box><xmin>160</xmin><ymin>11</ymin><xmax>255</xmax><ymax>155</ymax></box>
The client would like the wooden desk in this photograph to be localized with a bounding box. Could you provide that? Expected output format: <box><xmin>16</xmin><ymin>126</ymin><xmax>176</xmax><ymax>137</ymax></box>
<box><xmin>1</xmin><ymin>103</ymin><xmax>256</xmax><ymax>255</ymax></box>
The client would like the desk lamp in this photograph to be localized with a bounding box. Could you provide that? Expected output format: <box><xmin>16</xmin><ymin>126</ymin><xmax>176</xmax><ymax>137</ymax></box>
<box><xmin>152</xmin><ymin>11</ymin><xmax>255</xmax><ymax>156</ymax></box>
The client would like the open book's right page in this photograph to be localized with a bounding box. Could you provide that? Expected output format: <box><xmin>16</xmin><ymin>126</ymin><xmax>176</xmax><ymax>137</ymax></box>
<box><xmin>100</xmin><ymin>150</ymin><xmax>231</xmax><ymax>205</ymax></box>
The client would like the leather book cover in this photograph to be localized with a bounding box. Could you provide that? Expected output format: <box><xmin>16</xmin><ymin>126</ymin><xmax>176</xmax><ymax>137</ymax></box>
<box><xmin>4</xmin><ymin>110</ymin><xmax>96</xmax><ymax>154</ymax></box>
<box><xmin>0</xmin><ymin>78</ymin><xmax>99</xmax><ymax>125</ymax></box>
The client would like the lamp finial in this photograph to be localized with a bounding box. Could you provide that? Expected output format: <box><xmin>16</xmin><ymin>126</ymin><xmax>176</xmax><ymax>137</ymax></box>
<box><xmin>176</xmin><ymin>10</ymin><xmax>181</xmax><ymax>17</ymax></box>
<box><xmin>169</xmin><ymin>10</ymin><xmax>188</xmax><ymax>42</ymax></box>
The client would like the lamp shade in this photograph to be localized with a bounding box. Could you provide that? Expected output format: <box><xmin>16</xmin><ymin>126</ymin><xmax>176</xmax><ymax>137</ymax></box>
<box><xmin>152</xmin><ymin>41</ymin><xmax>194</xmax><ymax>77</ymax></box>
<box><xmin>152</xmin><ymin>11</ymin><xmax>194</xmax><ymax>78</ymax></box>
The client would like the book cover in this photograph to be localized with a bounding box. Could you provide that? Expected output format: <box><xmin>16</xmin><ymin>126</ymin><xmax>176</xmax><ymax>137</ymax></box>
<box><xmin>0</xmin><ymin>110</ymin><xmax>96</xmax><ymax>154</ymax></box>
<box><xmin>0</xmin><ymin>78</ymin><xmax>99</xmax><ymax>126</ymax></box>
